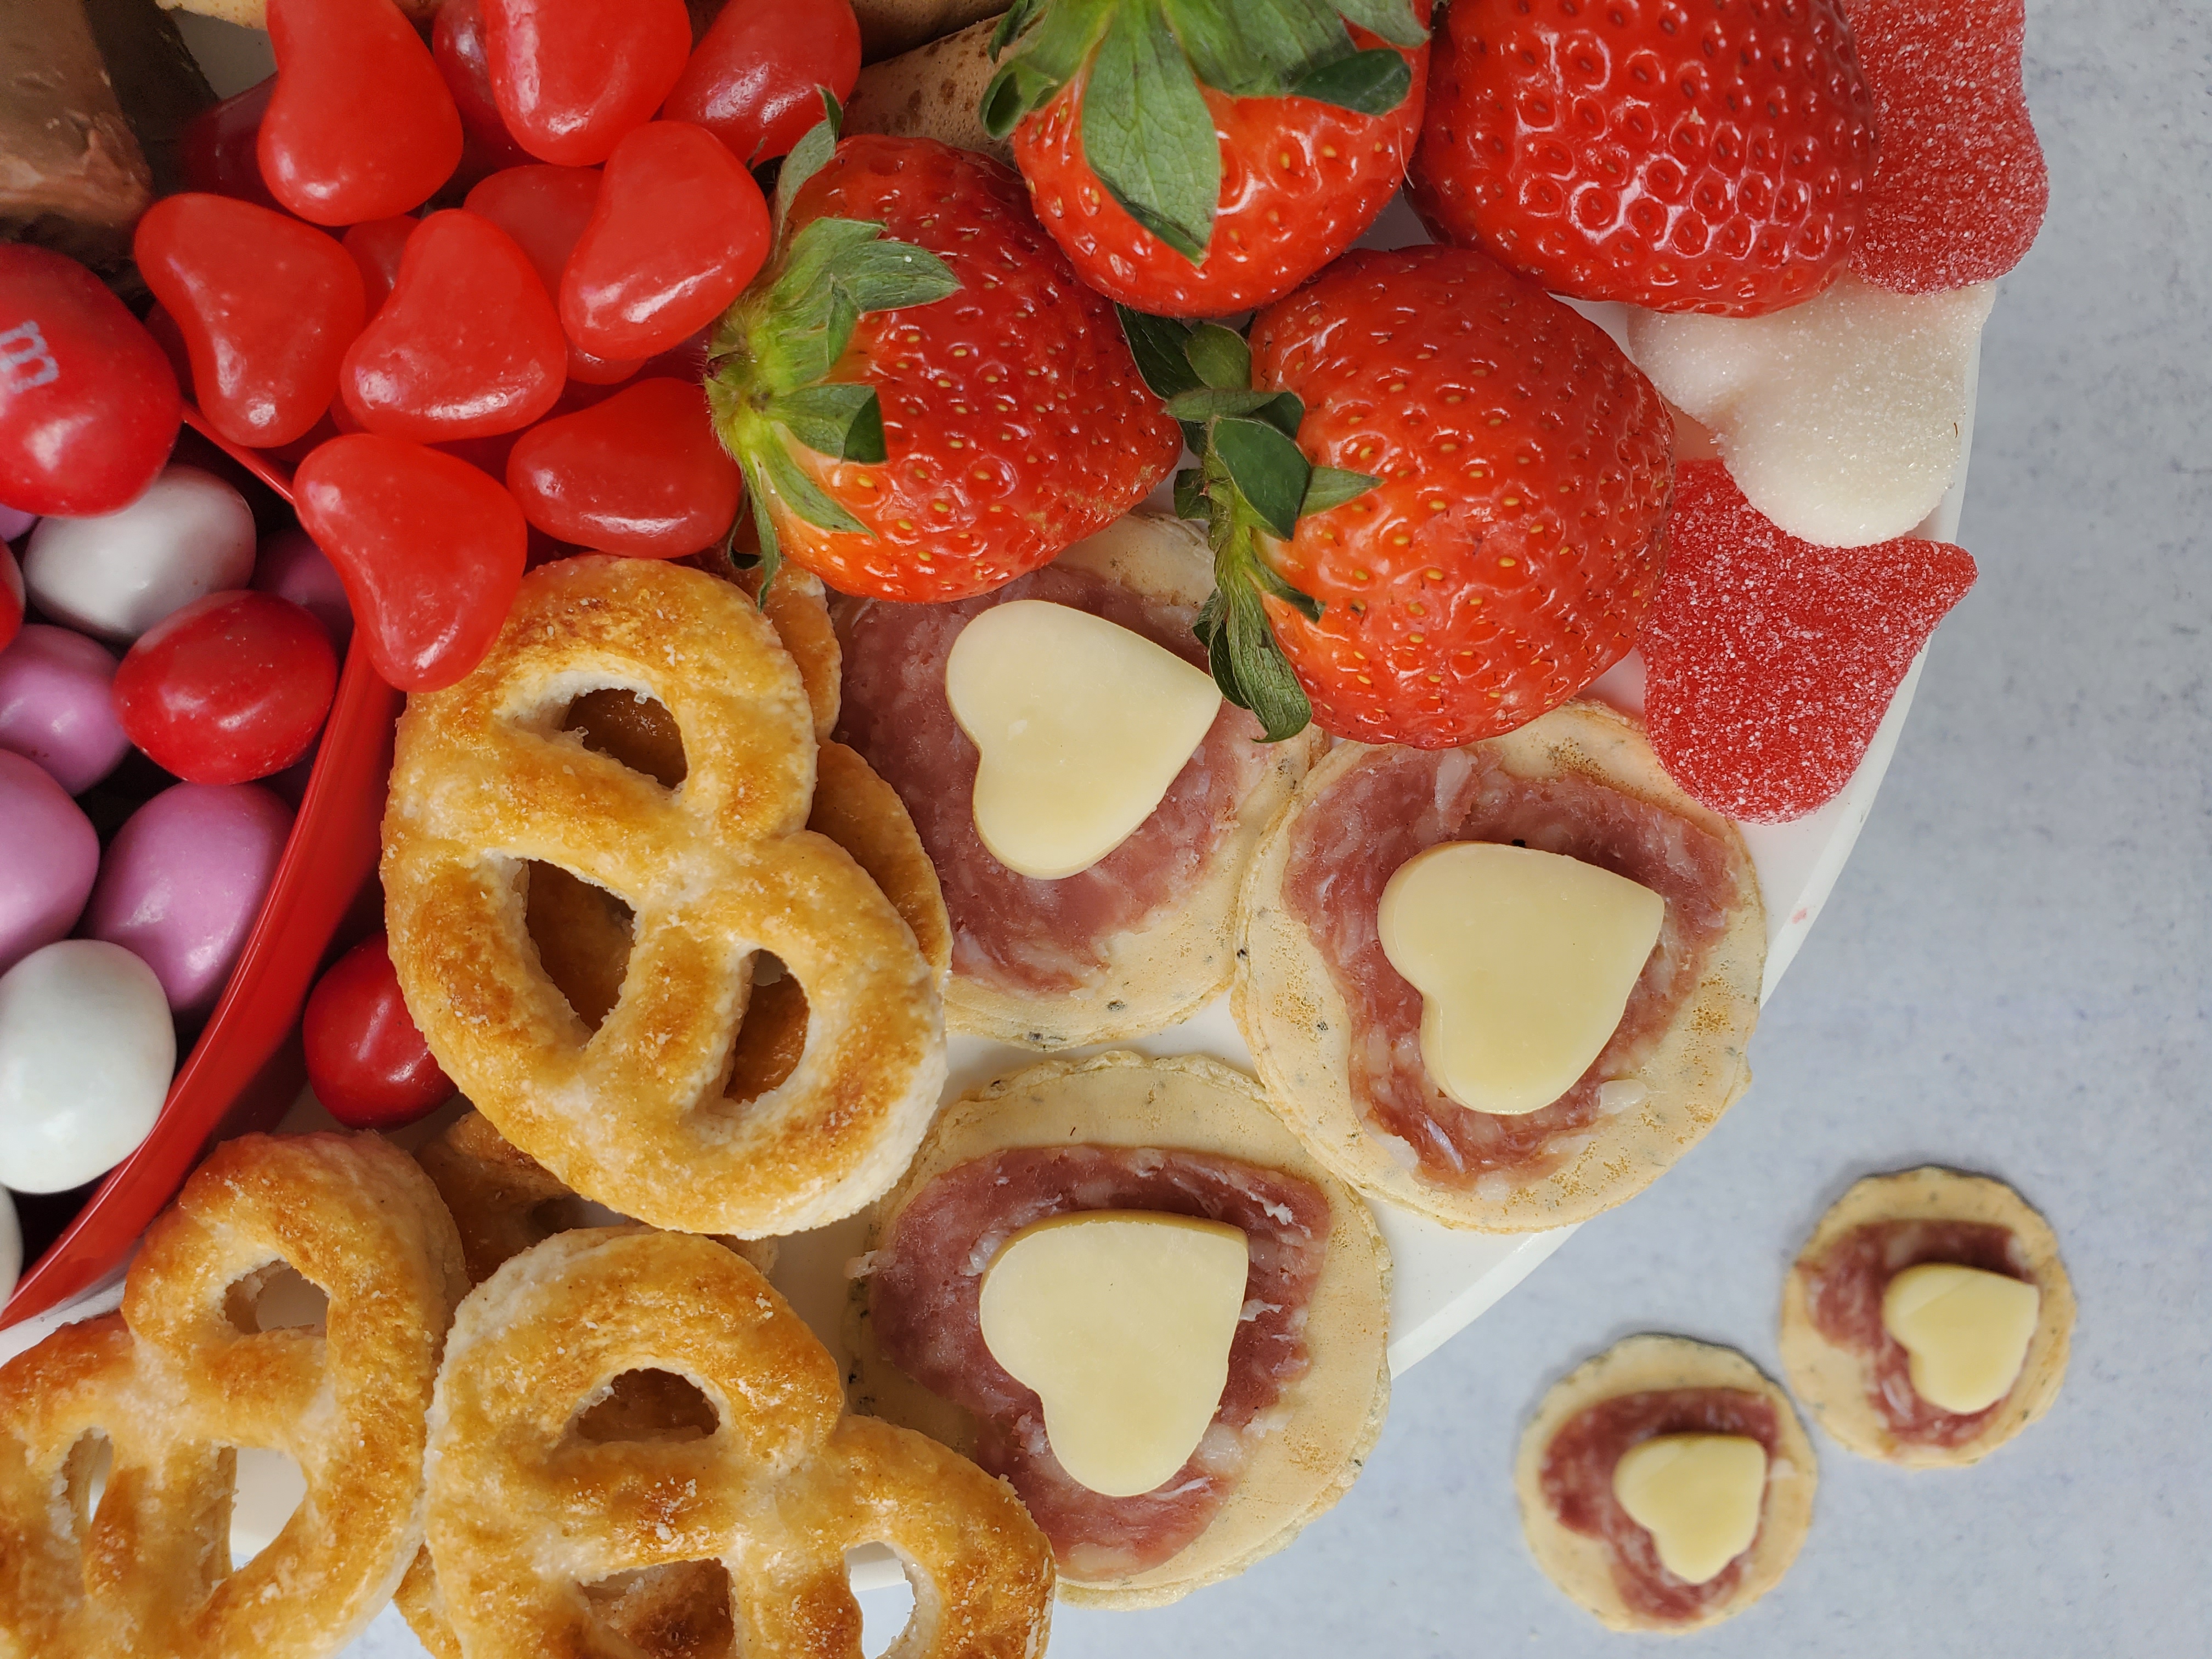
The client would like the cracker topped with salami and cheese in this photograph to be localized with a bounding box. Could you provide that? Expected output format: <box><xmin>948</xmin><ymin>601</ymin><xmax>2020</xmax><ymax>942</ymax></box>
<box><xmin>1780</xmin><ymin>1167</ymin><xmax>2074</xmax><ymax>1468</ymax></box>
<box><xmin>1516</xmin><ymin>1335</ymin><xmax>1818</xmax><ymax>1634</ymax></box>
<box><xmin>847</xmin><ymin>1051</ymin><xmax>1390</xmax><ymax>1607</ymax></box>
<box><xmin>833</xmin><ymin>510</ymin><xmax>1323</xmax><ymax>1048</ymax></box>
<box><xmin>1233</xmin><ymin>699</ymin><xmax>1765</xmax><ymax>1231</ymax></box>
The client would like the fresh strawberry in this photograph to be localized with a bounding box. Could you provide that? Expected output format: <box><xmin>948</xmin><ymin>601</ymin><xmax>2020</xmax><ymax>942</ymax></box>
<box><xmin>707</xmin><ymin>120</ymin><xmax>1180</xmax><ymax>602</ymax></box>
<box><xmin>1408</xmin><ymin>0</ymin><xmax>1877</xmax><ymax>316</ymax></box>
<box><xmin>981</xmin><ymin>0</ymin><xmax>1432</xmax><ymax>317</ymax></box>
<box><xmin>1124</xmin><ymin>245</ymin><xmax>1673</xmax><ymax>747</ymax></box>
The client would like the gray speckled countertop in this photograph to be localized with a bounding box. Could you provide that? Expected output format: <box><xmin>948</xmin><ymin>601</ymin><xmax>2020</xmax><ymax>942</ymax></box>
<box><xmin>343</xmin><ymin>1</ymin><xmax>2210</xmax><ymax>1652</ymax></box>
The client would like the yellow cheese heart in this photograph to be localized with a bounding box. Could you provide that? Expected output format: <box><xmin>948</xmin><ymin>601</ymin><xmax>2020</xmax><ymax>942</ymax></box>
<box><xmin>945</xmin><ymin>599</ymin><xmax>1221</xmax><ymax>879</ymax></box>
<box><xmin>1611</xmin><ymin>1434</ymin><xmax>1769</xmax><ymax>1585</ymax></box>
<box><xmin>1377</xmin><ymin>842</ymin><xmax>1666</xmax><ymax>1116</ymax></box>
<box><xmin>1882</xmin><ymin>1262</ymin><xmax>2041</xmax><ymax>1415</ymax></box>
<box><xmin>978</xmin><ymin>1211</ymin><xmax>1249</xmax><ymax>1498</ymax></box>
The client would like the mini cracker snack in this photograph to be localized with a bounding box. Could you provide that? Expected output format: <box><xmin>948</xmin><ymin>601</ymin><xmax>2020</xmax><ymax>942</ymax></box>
<box><xmin>0</xmin><ymin>1133</ymin><xmax>467</xmax><ymax>1658</ymax></box>
<box><xmin>835</xmin><ymin>512</ymin><xmax>1323</xmax><ymax>1049</ymax></box>
<box><xmin>849</xmin><ymin>1051</ymin><xmax>1391</xmax><ymax>1607</ymax></box>
<box><xmin>419</xmin><ymin>1227</ymin><xmax>1055</xmax><ymax>1659</ymax></box>
<box><xmin>1234</xmin><ymin>701</ymin><xmax>1765</xmax><ymax>1231</ymax></box>
<box><xmin>1516</xmin><ymin>1335</ymin><xmax>1818</xmax><ymax>1635</ymax></box>
<box><xmin>1779</xmin><ymin>1167</ymin><xmax>2074</xmax><ymax>1469</ymax></box>
<box><xmin>383</xmin><ymin>555</ymin><xmax>948</xmax><ymax>1239</ymax></box>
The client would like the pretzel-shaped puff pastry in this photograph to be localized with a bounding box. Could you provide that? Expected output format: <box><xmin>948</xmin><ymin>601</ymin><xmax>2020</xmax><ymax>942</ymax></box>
<box><xmin>383</xmin><ymin>555</ymin><xmax>947</xmax><ymax>1238</ymax></box>
<box><xmin>0</xmin><ymin>1133</ymin><xmax>467</xmax><ymax>1659</ymax></box>
<box><xmin>424</xmin><ymin>1228</ymin><xmax>1056</xmax><ymax>1659</ymax></box>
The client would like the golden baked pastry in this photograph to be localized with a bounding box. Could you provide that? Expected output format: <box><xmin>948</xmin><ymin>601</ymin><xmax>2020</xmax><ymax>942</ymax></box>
<box><xmin>1233</xmin><ymin>701</ymin><xmax>1766</xmax><ymax>1231</ymax></box>
<box><xmin>1515</xmin><ymin>1334</ymin><xmax>1817</xmax><ymax>1635</ymax></box>
<box><xmin>420</xmin><ymin>1227</ymin><xmax>1056</xmax><ymax>1659</ymax></box>
<box><xmin>847</xmin><ymin>1051</ymin><xmax>1391</xmax><ymax>1608</ymax></box>
<box><xmin>0</xmin><ymin>1133</ymin><xmax>466</xmax><ymax>1658</ymax></box>
<box><xmin>1779</xmin><ymin>1167</ymin><xmax>2074</xmax><ymax>1469</ymax></box>
<box><xmin>382</xmin><ymin>555</ymin><xmax>947</xmax><ymax>1239</ymax></box>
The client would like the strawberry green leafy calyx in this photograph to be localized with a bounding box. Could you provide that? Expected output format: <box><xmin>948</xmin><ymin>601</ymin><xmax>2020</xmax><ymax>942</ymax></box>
<box><xmin>707</xmin><ymin>108</ymin><xmax>960</xmax><ymax>591</ymax></box>
<box><xmin>986</xmin><ymin>0</ymin><xmax>1432</xmax><ymax>315</ymax></box>
<box><xmin>708</xmin><ymin>116</ymin><xmax>1184</xmax><ymax>605</ymax></box>
<box><xmin>1120</xmin><ymin>306</ymin><xmax>1375</xmax><ymax>742</ymax></box>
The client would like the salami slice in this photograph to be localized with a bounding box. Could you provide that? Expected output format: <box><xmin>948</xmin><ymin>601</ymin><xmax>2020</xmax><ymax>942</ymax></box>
<box><xmin>868</xmin><ymin>1145</ymin><xmax>1329</xmax><ymax>1578</ymax></box>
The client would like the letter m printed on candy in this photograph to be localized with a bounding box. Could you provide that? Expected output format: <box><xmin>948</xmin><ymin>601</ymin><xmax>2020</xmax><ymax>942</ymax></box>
<box><xmin>0</xmin><ymin>323</ymin><xmax>60</xmax><ymax>392</ymax></box>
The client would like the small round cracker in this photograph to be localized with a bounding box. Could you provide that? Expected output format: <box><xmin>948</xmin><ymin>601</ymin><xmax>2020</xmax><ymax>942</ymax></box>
<box><xmin>1233</xmin><ymin>701</ymin><xmax>1765</xmax><ymax>1231</ymax></box>
<box><xmin>887</xmin><ymin>511</ymin><xmax>1323</xmax><ymax>1049</ymax></box>
<box><xmin>1515</xmin><ymin>1334</ymin><xmax>1816</xmax><ymax>1635</ymax></box>
<box><xmin>1779</xmin><ymin>1167</ymin><xmax>2074</xmax><ymax>1469</ymax></box>
<box><xmin>846</xmin><ymin>1051</ymin><xmax>1391</xmax><ymax>1608</ymax></box>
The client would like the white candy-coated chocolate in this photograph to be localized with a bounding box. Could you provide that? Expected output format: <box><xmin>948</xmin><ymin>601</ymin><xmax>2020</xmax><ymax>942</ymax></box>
<box><xmin>1626</xmin><ymin>273</ymin><xmax>1993</xmax><ymax>548</ymax></box>
<box><xmin>21</xmin><ymin>465</ymin><xmax>257</xmax><ymax>644</ymax></box>
<box><xmin>979</xmin><ymin>1210</ymin><xmax>1249</xmax><ymax>1498</ymax></box>
<box><xmin>1611</xmin><ymin>1433</ymin><xmax>1769</xmax><ymax>1587</ymax></box>
<box><xmin>0</xmin><ymin>939</ymin><xmax>174</xmax><ymax>1193</ymax></box>
<box><xmin>946</xmin><ymin>599</ymin><xmax>1220</xmax><ymax>879</ymax></box>
<box><xmin>1882</xmin><ymin>1262</ymin><xmax>2042</xmax><ymax>1415</ymax></box>
<box><xmin>1378</xmin><ymin>842</ymin><xmax>1665</xmax><ymax>1116</ymax></box>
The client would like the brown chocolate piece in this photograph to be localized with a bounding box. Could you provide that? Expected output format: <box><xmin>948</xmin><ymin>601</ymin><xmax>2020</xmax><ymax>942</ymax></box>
<box><xmin>0</xmin><ymin>0</ymin><xmax>156</xmax><ymax>274</ymax></box>
<box><xmin>84</xmin><ymin>0</ymin><xmax>216</xmax><ymax>199</ymax></box>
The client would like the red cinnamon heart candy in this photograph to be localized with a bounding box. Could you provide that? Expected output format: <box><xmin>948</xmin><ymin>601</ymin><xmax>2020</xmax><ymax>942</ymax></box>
<box><xmin>294</xmin><ymin>433</ymin><xmax>527</xmax><ymax>691</ymax></box>
<box><xmin>340</xmin><ymin>209</ymin><xmax>567</xmax><ymax>443</ymax></box>
<box><xmin>137</xmin><ymin>194</ymin><xmax>368</xmax><ymax>450</ymax></box>
<box><xmin>506</xmin><ymin>377</ymin><xmax>740</xmax><ymax>559</ymax></box>
<box><xmin>1845</xmin><ymin>0</ymin><xmax>2048</xmax><ymax>292</ymax></box>
<box><xmin>464</xmin><ymin>166</ymin><xmax>644</xmax><ymax>386</ymax></box>
<box><xmin>1640</xmin><ymin>461</ymin><xmax>1978</xmax><ymax>822</ymax></box>
<box><xmin>261</xmin><ymin>0</ymin><xmax>462</xmax><ymax>225</ymax></box>
<box><xmin>560</xmin><ymin>121</ymin><xmax>770</xmax><ymax>363</ymax></box>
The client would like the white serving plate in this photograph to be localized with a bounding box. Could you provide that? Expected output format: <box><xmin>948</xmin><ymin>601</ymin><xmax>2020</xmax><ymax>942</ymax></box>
<box><xmin>6</xmin><ymin>10</ymin><xmax>1978</xmax><ymax>1606</ymax></box>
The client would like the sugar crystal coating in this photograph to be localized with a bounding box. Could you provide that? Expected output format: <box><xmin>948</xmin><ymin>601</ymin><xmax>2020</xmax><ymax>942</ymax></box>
<box><xmin>1641</xmin><ymin>461</ymin><xmax>1977</xmax><ymax>821</ymax></box>
<box><xmin>1627</xmin><ymin>273</ymin><xmax>1993</xmax><ymax>549</ymax></box>
<box><xmin>1845</xmin><ymin>0</ymin><xmax>2049</xmax><ymax>292</ymax></box>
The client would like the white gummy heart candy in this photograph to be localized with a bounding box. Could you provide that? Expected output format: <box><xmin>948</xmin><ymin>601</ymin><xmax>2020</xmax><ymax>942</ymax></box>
<box><xmin>1626</xmin><ymin>273</ymin><xmax>1993</xmax><ymax>549</ymax></box>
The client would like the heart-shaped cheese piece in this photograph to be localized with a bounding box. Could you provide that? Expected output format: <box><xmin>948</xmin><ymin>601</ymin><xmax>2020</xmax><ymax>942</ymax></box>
<box><xmin>1611</xmin><ymin>1434</ymin><xmax>1769</xmax><ymax>1586</ymax></box>
<box><xmin>1625</xmin><ymin>271</ymin><xmax>1993</xmax><ymax>549</ymax></box>
<box><xmin>978</xmin><ymin>1211</ymin><xmax>1249</xmax><ymax>1498</ymax></box>
<box><xmin>945</xmin><ymin>599</ymin><xmax>1221</xmax><ymax>879</ymax></box>
<box><xmin>1378</xmin><ymin>843</ymin><xmax>1666</xmax><ymax>1116</ymax></box>
<box><xmin>1882</xmin><ymin>1261</ymin><xmax>2041</xmax><ymax>1415</ymax></box>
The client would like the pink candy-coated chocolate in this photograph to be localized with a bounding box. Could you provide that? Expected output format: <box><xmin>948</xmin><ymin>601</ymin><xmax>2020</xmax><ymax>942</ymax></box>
<box><xmin>1640</xmin><ymin>461</ymin><xmax>1979</xmax><ymax>821</ymax></box>
<box><xmin>0</xmin><ymin>624</ymin><xmax>131</xmax><ymax>794</ymax></box>
<box><xmin>0</xmin><ymin>508</ymin><xmax>37</xmax><ymax>542</ymax></box>
<box><xmin>251</xmin><ymin>525</ymin><xmax>354</xmax><ymax>648</ymax></box>
<box><xmin>82</xmin><ymin>781</ymin><xmax>295</xmax><ymax>1015</ymax></box>
<box><xmin>2</xmin><ymin>766</ymin><xmax>88</xmax><ymax>964</ymax></box>
<box><xmin>0</xmin><ymin>751</ymin><xmax>99</xmax><ymax>975</ymax></box>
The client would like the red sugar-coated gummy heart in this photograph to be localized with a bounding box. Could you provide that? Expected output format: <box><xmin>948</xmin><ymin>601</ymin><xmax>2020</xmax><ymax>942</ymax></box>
<box><xmin>1844</xmin><ymin>0</ymin><xmax>2047</xmax><ymax>292</ymax></box>
<box><xmin>506</xmin><ymin>377</ymin><xmax>741</xmax><ymax>559</ymax></box>
<box><xmin>464</xmin><ymin>166</ymin><xmax>644</xmax><ymax>385</ymax></box>
<box><xmin>482</xmin><ymin>0</ymin><xmax>692</xmax><ymax>167</ymax></box>
<box><xmin>664</xmin><ymin>0</ymin><xmax>862</xmax><ymax>166</ymax></box>
<box><xmin>340</xmin><ymin>209</ymin><xmax>568</xmax><ymax>443</ymax></box>
<box><xmin>136</xmin><ymin>194</ymin><xmax>366</xmax><ymax>451</ymax></box>
<box><xmin>261</xmin><ymin>0</ymin><xmax>462</xmax><ymax>225</ymax></box>
<box><xmin>294</xmin><ymin>433</ymin><xmax>527</xmax><ymax>691</ymax></box>
<box><xmin>1640</xmin><ymin>461</ymin><xmax>1978</xmax><ymax>822</ymax></box>
<box><xmin>560</xmin><ymin>121</ymin><xmax>770</xmax><ymax>363</ymax></box>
